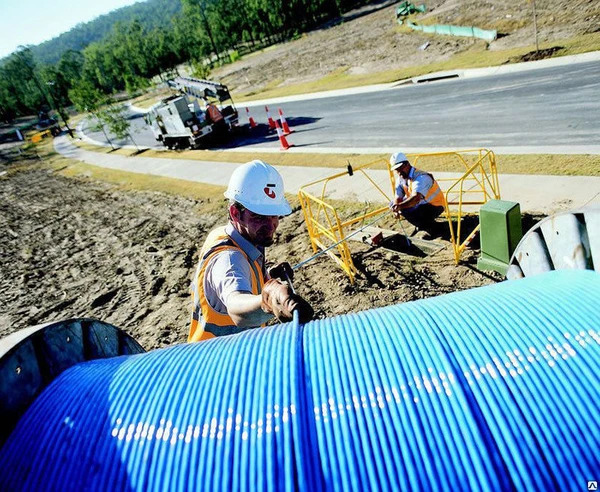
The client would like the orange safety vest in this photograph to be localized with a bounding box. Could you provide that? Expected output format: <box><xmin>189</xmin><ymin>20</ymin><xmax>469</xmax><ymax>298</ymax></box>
<box><xmin>401</xmin><ymin>168</ymin><xmax>446</xmax><ymax>208</ymax></box>
<box><xmin>188</xmin><ymin>226</ymin><xmax>265</xmax><ymax>342</ymax></box>
<box><xmin>206</xmin><ymin>104</ymin><xmax>224</xmax><ymax>123</ymax></box>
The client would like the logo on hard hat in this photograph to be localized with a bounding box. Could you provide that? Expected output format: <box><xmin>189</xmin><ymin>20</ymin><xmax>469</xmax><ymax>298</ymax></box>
<box><xmin>264</xmin><ymin>183</ymin><xmax>276</xmax><ymax>199</ymax></box>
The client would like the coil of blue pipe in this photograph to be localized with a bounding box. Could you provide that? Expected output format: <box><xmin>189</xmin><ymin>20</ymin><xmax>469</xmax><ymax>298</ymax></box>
<box><xmin>1</xmin><ymin>270</ymin><xmax>599</xmax><ymax>491</ymax></box>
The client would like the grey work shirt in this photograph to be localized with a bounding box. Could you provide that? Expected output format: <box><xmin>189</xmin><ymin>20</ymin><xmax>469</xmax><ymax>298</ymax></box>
<box><xmin>203</xmin><ymin>224</ymin><xmax>265</xmax><ymax>315</ymax></box>
<box><xmin>395</xmin><ymin>167</ymin><xmax>434</xmax><ymax>211</ymax></box>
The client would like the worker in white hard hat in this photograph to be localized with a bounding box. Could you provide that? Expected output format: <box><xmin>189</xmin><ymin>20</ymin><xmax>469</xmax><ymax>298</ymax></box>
<box><xmin>188</xmin><ymin>160</ymin><xmax>314</xmax><ymax>342</ymax></box>
<box><xmin>389</xmin><ymin>152</ymin><xmax>446</xmax><ymax>235</ymax></box>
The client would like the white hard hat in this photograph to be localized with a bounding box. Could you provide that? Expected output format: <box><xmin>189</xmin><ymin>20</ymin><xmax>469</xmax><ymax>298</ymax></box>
<box><xmin>224</xmin><ymin>160</ymin><xmax>292</xmax><ymax>216</ymax></box>
<box><xmin>390</xmin><ymin>152</ymin><xmax>410</xmax><ymax>171</ymax></box>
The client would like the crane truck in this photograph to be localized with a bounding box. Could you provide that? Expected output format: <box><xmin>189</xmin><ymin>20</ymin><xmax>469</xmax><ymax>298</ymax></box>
<box><xmin>146</xmin><ymin>77</ymin><xmax>239</xmax><ymax>150</ymax></box>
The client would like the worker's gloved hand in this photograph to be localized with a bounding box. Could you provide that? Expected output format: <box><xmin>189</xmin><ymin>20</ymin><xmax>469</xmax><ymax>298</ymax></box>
<box><xmin>261</xmin><ymin>279</ymin><xmax>314</xmax><ymax>323</ymax></box>
<box><xmin>268</xmin><ymin>262</ymin><xmax>294</xmax><ymax>282</ymax></box>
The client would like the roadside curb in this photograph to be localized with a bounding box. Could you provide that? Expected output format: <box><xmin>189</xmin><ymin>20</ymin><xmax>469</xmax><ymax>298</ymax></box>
<box><xmin>408</xmin><ymin>50</ymin><xmax>600</xmax><ymax>85</ymax></box>
<box><xmin>54</xmin><ymin>135</ymin><xmax>600</xmax><ymax>215</ymax></box>
<box><xmin>75</xmin><ymin>120</ymin><xmax>156</xmax><ymax>152</ymax></box>
<box><xmin>243</xmin><ymin>51</ymin><xmax>600</xmax><ymax>105</ymax></box>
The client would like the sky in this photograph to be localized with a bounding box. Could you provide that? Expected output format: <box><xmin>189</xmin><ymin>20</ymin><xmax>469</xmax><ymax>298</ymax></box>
<box><xmin>0</xmin><ymin>0</ymin><xmax>145</xmax><ymax>59</ymax></box>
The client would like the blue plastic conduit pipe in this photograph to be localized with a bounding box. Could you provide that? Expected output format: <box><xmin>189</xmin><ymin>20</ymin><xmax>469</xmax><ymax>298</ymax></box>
<box><xmin>1</xmin><ymin>270</ymin><xmax>599</xmax><ymax>491</ymax></box>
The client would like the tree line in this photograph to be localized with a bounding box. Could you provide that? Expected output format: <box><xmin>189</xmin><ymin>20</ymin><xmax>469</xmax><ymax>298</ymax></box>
<box><xmin>28</xmin><ymin>0</ymin><xmax>182</xmax><ymax>66</ymax></box>
<box><xmin>0</xmin><ymin>0</ymin><xmax>373</xmax><ymax>124</ymax></box>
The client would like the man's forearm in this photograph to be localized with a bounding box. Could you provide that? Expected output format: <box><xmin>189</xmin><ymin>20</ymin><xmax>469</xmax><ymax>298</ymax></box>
<box><xmin>394</xmin><ymin>193</ymin><xmax>420</xmax><ymax>210</ymax></box>
<box><xmin>226</xmin><ymin>291</ymin><xmax>273</xmax><ymax>328</ymax></box>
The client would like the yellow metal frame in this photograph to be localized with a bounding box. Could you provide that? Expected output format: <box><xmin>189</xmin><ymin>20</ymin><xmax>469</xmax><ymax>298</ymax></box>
<box><xmin>298</xmin><ymin>150</ymin><xmax>501</xmax><ymax>282</ymax></box>
<box><xmin>408</xmin><ymin>149</ymin><xmax>501</xmax><ymax>264</ymax></box>
<box><xmin>31</xmin><ymin>129</ymin><xmax>53</xmax><ymax>143</ymax></box>
<box><xmin>298</xmin><ymin>159</ymin><xmax>392</xmax><ymax>283</ymax></box>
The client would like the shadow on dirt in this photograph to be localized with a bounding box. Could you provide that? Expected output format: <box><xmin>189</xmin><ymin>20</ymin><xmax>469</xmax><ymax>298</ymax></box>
<box><xmin>317</xmin><ymin>0</ymin><xmax>397</xmax><ymax>31</ymax></box>
<box><xmin>508</xmin><ymin>46</ymin><xmax>564</xmax><ymax>63</ymax></box>
<box><xmin>382</xmin><ymin>234</ymin><xmax>427</xmax><ymax>256</ymax></box>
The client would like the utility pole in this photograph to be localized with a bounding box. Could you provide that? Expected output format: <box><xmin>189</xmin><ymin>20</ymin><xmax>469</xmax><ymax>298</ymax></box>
<box><xmin>530</xmin><ymin>0</ymin><xmax>539</xmax><ymax>53</ymax></box>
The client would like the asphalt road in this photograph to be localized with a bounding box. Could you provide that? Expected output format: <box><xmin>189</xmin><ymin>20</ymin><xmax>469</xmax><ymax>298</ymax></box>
<box><xmin>82</xmin><ymin>60</ymin><xmax>600</xmax><ymax>154</ymax></box>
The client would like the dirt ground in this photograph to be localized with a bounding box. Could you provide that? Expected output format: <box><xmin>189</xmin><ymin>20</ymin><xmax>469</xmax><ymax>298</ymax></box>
<box><xmin>0</xmin><ymin>160</ymin><xmax>507</xmax><ymax>350</ymax></box>
<box><xmin>212</xmin><ymin>0</ymin><xmax>599</xmax><ymax>95</ymax></box>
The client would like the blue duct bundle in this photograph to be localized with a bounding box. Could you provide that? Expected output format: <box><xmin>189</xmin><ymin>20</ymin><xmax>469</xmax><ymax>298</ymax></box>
<box><xmin>1</xmin><ymin>270</ymin><xmax>599</xmax><ymax>491</ymax></box>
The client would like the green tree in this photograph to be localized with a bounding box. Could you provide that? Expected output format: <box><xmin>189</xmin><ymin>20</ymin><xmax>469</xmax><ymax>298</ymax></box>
<box><xmin>181</xmin><ymin>0</ymin><xmax>223</xmax><ymax>64</ymax></box>
<box><xmin>69</xmin><ymin>79</ymin><xmax>106</xmax><ymax>114</ymax></box>
<box><xmin>108</xmin><ymin>21</ymin><xmax>151</xmax><ymax>93</ymax></box>
<box><xmin>98</xmin><ymin>104</ymin><xmax>139</xmax><ymax>151</ymax></box>
<box><xmin>148</xmin><ymin>28</ymin><xmax>182</xmax><ymax>79</ymax></box>
<box><xmin>172</xmin><ymin>10</ymin><xmax>214</xmax><ymax>72</ymax></box>
<box><xmin>80</xmin><ymin>42</ymin><xmax>121</xmax><ymax>94</ymax></box>
<box><xmin>40</xmin><ymin>65</ymin><xmax>75</xmax><ymax>136</ymax></box>
<box><xmin>57</xmin><ymin>50</ymin><xmax>85</xmax><ymax>87</ymax></box>
<box><xmin>69</xmin><ymin>80</ymin><xmax>115</xmax><ymax>148</ymax></box>
<box><xmin>1</xmin><ymin>48</ymin><xmax>47</xmax><ymax>116</ymax></box>
<box><xmin>0</xmin><ymin>80</ymin><xmax>18</xmax><ymax>122</ymax></box>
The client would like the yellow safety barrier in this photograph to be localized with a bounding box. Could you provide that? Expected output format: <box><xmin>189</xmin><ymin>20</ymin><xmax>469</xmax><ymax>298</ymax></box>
<box><xmin>31</xmin><ymin>129</ymin><xmax>52</xmax><ymax>144</ymax></box>
<box><xmin>405</xmin><ymin>149</ymin><xmax>501</xmax><ymax>264</ymax></box>
<box><xmin>298</xmin><ymin>159</ymin><xmax>392</xmax><ymax>283</ymax></box>
<box><xmin>298</xmin><ymin>150</ymin><xmax>501</xmax><ymax>282</ymax></box>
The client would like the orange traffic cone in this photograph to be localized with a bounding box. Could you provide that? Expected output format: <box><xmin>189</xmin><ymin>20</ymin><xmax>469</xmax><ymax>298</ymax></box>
<box><xmin>265</xmin><ymin>106</ymin><xmax>276</xmax><ymax>130</ymax></box>
<box><xmin>278</xmin><ymin>108</ymin><xmax>292</xmax><ymax>135</ymax></box>
<box><xmin>275</xmin><ymin>120</ymin><xmax>291</xmax><ymax>151</ymax></box>
<box><xmin>246</xmin><ymin>107</ymin><xmax>257</xmax><ymax>128</ymax></box>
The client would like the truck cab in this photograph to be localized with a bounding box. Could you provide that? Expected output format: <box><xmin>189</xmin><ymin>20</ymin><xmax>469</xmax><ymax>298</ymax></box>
<box><xmin>146</xmin><ymin>77</ymin><xmax>239</xmax><ymax>150</ymax></box>
<box><xmin>147</xmin><ymin>95</ymin><xmax>213</xmax><ymax>149</ymax></box>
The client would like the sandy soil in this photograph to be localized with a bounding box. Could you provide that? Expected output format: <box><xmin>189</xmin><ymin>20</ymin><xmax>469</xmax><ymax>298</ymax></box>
<box><xmin>212</xmin><ymin>0</ymin><xmax>599</xmax><ymax>95</ymax></box>
<box><xmin>0</xmin><ymin>162</ymin><xmax>506</xmax><ymax>350</ymax></box>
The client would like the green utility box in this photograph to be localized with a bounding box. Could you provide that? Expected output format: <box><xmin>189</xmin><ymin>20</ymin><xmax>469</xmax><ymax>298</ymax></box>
<box><xmin>477</xmin><ymin>200</ymin><xmax>523</xmax><ymax>275</ymax></box>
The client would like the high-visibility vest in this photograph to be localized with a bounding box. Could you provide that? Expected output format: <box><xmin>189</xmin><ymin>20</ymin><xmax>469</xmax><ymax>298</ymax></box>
<box><xmin>207</xmin><ymin>104</ymin><xmax>224</xmax><ymax>123</ymax></box>
<box><xmin>188</xmin><ymin>226</ymin><xmax>265</xmax><ymax>342</ymax></box>
<box><xmin>401</xmin><ymin>168</ymin><xmax>446</xmax><ymax>208</ymax></box>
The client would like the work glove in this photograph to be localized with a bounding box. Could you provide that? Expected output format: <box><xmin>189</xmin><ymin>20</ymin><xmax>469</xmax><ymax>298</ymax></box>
<box><xmin>261</xmin><ymin>279</ymin><xmax>314</xmax><ymax>324</ymax></box>
<box><xmin>268</xmin><ymin>261</ymin><xmax>294</xmax><ymax>282</ymax></box>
